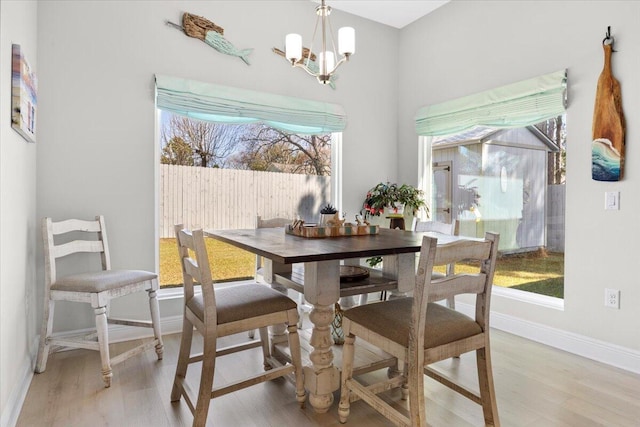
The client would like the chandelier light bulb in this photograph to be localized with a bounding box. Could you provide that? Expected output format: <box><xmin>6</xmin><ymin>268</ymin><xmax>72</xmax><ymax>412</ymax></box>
<box><xmin>319</xmin><ymin>51</ymin><xmax>336</xmax><ymax>75</ymax></box>
<box><xmin>285</xmin><ymin>33</ymin><xmax>302</xmax><ymax>62</ymax></box>
<box><xmin>338</xmin><ymin>27</ymin><xmax>355</xmax><ymax>56</ymax></box>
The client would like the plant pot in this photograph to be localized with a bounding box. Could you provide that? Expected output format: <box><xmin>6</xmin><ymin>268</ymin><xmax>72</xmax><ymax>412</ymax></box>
<box><xmin>320</xmin><ymin>213</ymin><xmax>335</xmax><ymax>225</ymax></box>
<box><xmin>387</xmin><ymin>203</ymin><xmax>405</xmax><ymax>215</ymax></box>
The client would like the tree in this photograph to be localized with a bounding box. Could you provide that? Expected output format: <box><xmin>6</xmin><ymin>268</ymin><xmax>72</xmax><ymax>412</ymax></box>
<box><xmin>161</xmin><ymin>115</ymin><xmax>239</xmax><ymax>168</ymax></box>
<box><xmin>230</xmin><ymin>124</ymin><xmax>331</xmax><ymax>176</ymax></box>
<box><xmin>161</xmin><ymin>136</ymin><xmax>194</xmax><ymax>166</ymax></box>
<box><xmin>535</xmin><ymin>115</ymin><xmax>566</xmax><ymax>184</ymax></box>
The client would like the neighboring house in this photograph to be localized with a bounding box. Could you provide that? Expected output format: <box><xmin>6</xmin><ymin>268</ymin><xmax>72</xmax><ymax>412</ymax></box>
<box><xmin>432</xmin><ymin>126</ymin><xmax>562</xmax><ymax>253</ymax></box>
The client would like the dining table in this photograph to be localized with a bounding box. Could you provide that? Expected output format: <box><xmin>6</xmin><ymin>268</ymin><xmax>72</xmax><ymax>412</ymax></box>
<box><xmin>205</xmin><ymin>226</ymin><xmax>461</xmax><ymax>413</ymax></box>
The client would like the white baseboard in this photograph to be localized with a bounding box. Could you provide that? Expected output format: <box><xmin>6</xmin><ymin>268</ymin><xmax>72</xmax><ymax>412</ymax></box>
<box><xmin>456</xmin><ymin>302</ymin><xmax>640</xmax><ymax>374</ymax></box>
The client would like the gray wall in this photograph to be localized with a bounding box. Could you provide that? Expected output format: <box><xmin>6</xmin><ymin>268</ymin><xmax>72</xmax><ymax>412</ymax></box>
<box><xmin>34</xmin><ymin>0</ymin><xmax>399</xmax><ymax>331</ymax></box>
<box><xmin>0</xmin><ymin>1</ymin><xmax>38</xmax><ymax>422</ymax></box>
<box><xmin>398</xmin><ymin>0</ymin><xmax>639</xmax><ymax>350</ymax></box>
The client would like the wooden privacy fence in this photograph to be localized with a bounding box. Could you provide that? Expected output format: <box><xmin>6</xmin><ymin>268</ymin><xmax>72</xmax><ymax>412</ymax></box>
<box><xmin>159</xmin><ymin>164</ymin><xmax>331</xmax><ymax>238</ymax></box>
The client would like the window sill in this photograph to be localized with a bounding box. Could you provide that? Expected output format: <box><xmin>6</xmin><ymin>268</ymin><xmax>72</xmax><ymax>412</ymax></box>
<box><xmin>493</xmin><ymin>286</ymin><xmax>564</xmax><ymax>310</ymax></box>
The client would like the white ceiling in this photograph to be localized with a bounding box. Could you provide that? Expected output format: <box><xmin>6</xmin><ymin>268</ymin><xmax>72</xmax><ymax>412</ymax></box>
<box><xmin>327</xmin><ymin>0</ymin><xmax>450</xmax><ymax>29</ymax></box>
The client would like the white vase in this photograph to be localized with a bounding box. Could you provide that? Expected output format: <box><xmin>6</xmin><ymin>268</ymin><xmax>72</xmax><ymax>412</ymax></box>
<box><xmin>319</xmin><ymin>213</ymin><xmax>335</xmax><ymax>225</ymax></box>
<box><xmin>387</xmin><ymin>203</ymin><xmax>405</xmax><ymax>215</ymax></box>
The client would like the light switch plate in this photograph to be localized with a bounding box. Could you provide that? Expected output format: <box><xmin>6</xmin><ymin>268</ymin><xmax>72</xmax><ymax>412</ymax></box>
<box><xmin>605</xmin><ymin>191</ymin><xmax>620</xmax><ymax>210</ymax></box>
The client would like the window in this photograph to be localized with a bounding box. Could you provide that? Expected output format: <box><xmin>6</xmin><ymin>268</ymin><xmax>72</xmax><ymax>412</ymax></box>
<box><xmin>416</xmin><ymin>71</ymin><xmax>566</xmax><ymax>300</ymax></box>
<box><xmin>157</xmin><ymin>112</ymin><xmax>339</xmax><ymax>288</ymax></box>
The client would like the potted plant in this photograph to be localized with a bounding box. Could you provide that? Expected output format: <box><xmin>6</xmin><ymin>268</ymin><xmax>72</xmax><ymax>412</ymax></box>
<box><xmin>362</xmin><ymin>182</ymin><xmax>427</xmax><ymax>218</ymax></box>
<box><xmin>320</xmin><ymin>203</ymin><xmax>338</xmax><ymax>225</ymax></box>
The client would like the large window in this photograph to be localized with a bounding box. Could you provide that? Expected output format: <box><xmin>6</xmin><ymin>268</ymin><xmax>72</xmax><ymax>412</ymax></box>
<box><xmin>416</xmin><ymin>71</ymin><xmax>567</xmax><ymax>301</ymax></box>
<box><xmin>154</xmin><ymin>76</ymin><xmax>346</xmax><ymax>290</ymax></box>
<box><xmin>157</xmin><ymin>112</ymin><xmax>340</xmax><ymax>288</ymax></box>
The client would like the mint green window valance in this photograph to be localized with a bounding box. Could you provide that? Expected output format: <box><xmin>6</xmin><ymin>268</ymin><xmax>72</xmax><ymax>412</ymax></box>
<box><xmin>155</xmin><ymin>75</ymin><xmax>346</xmax><ymax>135</ymax></box>
<box><xmin>415</xmin><ymin>70</ymin><xmax>567</xmax><ymax>136</ymax></box>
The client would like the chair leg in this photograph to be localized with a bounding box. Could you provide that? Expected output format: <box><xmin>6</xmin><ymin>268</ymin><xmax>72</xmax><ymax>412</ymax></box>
<box><xmin>193</xmin><ymin>330</ymin><xmax>217</xmax><ymax>427</ymax></box>
<box><xmin>286</xmin><ymin>322</ymin><xmax>306</xmax><ymax>406</ymax></box>
<box><xmin>35</xmin><ymin>299</ymin><xmax>55</xmax><ymax>373</ymax></box>
<box><xmin>338</xmin><ymin>333</ymin><xmax>356</xmax><ymax>423</ymax></box>
<box><xmin>171</xmin><ymin>316</ymin><xmax>195</xmax><ymax>402</ymax></box>
<box><xmin>476</xmin><ymin>346</ymin><xmax>500</xmax><ymax>426</ymax></box>
<box><xmin>95</xmin><ymin>306</ymin><xmax>112</xmax><ymax>388</ymax></box>
<box><xmin>407</xmin><ymin>363</ymin><xmax>427</xmax><ymax>426</ymax></box>
<box><xmin>258</xmin><ymin>327</ymin><xmax>271</xmax><ymax>370</ymax></box>
<box><xmin>400</xmin><ymin>361</ymin><xmax>409</xmax><ymax>401</ymax></box>
<box><xmin>147</xmin><ymin>288</ymin><xmax>164</xmax><ymax>360</ymax></box>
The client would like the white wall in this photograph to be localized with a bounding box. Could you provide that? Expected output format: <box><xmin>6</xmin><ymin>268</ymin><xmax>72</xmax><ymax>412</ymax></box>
<box><xmin>0</xmin><ymin>1</ymin><xmax>38</xmax><ymax>424</ymax></box>
<box><xmin>398</xmin><ymin>0</ymin><xmax>639</xmax><ymax>351</ymax></box>
<box><xmin>34</xmin><ymin>1</ymin><xmax>399</xmax><ymax>328</ymax></box>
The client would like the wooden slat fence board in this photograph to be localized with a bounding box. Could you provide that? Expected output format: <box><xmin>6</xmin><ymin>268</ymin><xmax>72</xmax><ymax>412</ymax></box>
<box><xmin>159</xmin><ymin>165</ymin><xmax>331</xmax><ymax>238</ymax></box>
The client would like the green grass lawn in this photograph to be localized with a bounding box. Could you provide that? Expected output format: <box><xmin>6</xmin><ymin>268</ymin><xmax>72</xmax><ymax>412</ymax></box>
<box><xmin>159</xmin><ymin>239</ymin><xmax>564</xmax><ymax>298</ymax></box>
<box><xmin>159</xmin><ymin>238</ymin><xmax>254</xmax><ymax>287</ymax></box>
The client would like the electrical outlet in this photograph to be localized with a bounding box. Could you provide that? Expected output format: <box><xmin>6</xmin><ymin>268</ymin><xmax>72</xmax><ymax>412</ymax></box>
<box><xmin>604</xmin><ymin>288</ymin><xmax>620</xmax><ymax>309</ymax></box>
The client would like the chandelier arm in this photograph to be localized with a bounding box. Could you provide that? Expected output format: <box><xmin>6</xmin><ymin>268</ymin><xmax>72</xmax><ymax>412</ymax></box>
<box><xmin>328</xmin><ymin>55</ymin><xmax>350</xmax><ymax>74</ymax></box>
<box><xmin>292</xmin><ymin>62</ymin><xmax>320</xmax><ymax>77</ymax></box>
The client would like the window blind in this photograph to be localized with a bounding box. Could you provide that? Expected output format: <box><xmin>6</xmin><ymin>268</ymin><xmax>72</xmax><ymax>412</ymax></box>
<box><xmin>415</xmin><ymin>70</ymin><xmax>567</xmax><ymax>136</ymax></box>
<box><xmin>155</xmin><ymin>75</ymin><xmax>346</xmax><ymax>135</ymax></box>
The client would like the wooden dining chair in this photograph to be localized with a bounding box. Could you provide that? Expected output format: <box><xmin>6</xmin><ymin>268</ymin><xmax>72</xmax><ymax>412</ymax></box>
<box><xmin>35</xmin><ymin>215</ymin><xmax>164</xmax><ymax>387</ymax></box>
<box><xmin>171</xmin><ymin>225</ymin><xmax>305</xmax><ymax>426</ymax></box>
<box><xmin>414</xmin><ymin>219</ymin><xmax>459</xmax><ymax>309</ymax></box>
<box><xmin>339</xmin><ymin>232</ymin><xmax>500</xmax><ymax>427</ymax></box>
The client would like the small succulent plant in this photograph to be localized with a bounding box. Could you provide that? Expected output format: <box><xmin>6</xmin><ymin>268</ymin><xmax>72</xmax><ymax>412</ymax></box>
<box><xmin>320</xmin><ymin>203</ymin><xmax>338</xmax><ymax>214</ymax></box>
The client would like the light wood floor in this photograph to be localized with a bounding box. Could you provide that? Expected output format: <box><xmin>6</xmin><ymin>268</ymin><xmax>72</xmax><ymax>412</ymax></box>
<box><xmin>18</xmin><ymin>326</ymin><xmax>640</xmax><ymax>426</ymax></box>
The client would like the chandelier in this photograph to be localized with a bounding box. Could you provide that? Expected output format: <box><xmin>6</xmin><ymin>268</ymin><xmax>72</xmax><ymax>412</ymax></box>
<box><xmin>284</xmin><ymin>0</ymin><xmax>355</xmax><ymax>85</ymax></box>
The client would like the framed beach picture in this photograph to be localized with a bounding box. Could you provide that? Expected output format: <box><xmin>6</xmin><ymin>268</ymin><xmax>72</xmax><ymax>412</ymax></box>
<box><xmin>11</xmin><ymin>44</ymin><xmax>37</xmax><ymax>143</ymax></box>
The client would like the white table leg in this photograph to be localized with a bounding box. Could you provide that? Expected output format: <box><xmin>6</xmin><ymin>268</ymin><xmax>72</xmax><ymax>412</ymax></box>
<box><xmin>264</xmin><ymin>259</ymin><xmax>293</xmax><ymax>345</ymax></box>
<box><xmin>384</xmin><ymin>252</ymin><xmax>416</xmax><ymax>299</ymax></box>
<box><xmin>303</xmin><ymin>260</ymin><xmax>341</xmax><ymax>413</ymax></box>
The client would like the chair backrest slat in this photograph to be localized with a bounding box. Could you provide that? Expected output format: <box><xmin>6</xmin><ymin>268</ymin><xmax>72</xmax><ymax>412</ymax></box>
<box><xmin>43</xmin><ymin>215</ymin><xmax>111</xmax><ymax>289</ymax></box>
<box><xmin>53</xmin><ymin>240</ymin><xmax>105</xmax><ymax>259</ymax></box>
<box><xmin>256</xmin><ymin>216</ymin><xmax>291</xmax><ymax>229</ymax></box>
<box><xmin>413</xmin><ymin>219</ymin><xmax>459</xmax><ymax>235</ymax></box>
<box><xmin>50</xmin><ymin>218</ymin><xmax>102</xmax><ymax>235</ymax></box>
<box><xmin>434</xmin><ymin>239</ymin><xmax>491</xmax><ymax>266</ymax></box>
<box><xmin>175</xmin><ymin>225</ymin><xmax>216</xmax><ymax>323</ymax></box>
<box><xmin>429</xmin><ymin>274</ymin><xmax>487</xmax><ymax>302</ymax></box>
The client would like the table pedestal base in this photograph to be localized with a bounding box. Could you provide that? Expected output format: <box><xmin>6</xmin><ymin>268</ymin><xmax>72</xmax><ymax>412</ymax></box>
<box><xmin>305</xmin><ymin>303</ymin><xmax>341</xmax><ymax>412</ymax></box>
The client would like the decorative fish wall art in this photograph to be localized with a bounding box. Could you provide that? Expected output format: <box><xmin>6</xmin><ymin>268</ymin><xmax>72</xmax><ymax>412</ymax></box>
<box><xmin>272</xmin><ymin>47</ymin><xmax>338</xmax><ymax>89</ymax></box>
<box><xmin>592</xmin><ymin>27</ymin><xmax>625</xmax><ymax>181</ymax></box>
<box><xmin>167</xmin><ymin>13</ymin><xmax>253</xmax><ymax>65</ymax></box>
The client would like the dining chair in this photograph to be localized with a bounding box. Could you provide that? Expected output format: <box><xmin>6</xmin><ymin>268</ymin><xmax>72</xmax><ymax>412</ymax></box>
<box><xmin>171</xmin><ymin>225</ymin><xmax>305</xmax><ymax>426</ymax></box>
<box><xmin>255</xmin><ymin>215</ymin><xmax>293</xmax><ymax>282</ymax></box>
<box><xmin>339</xmin><ymin>232</ymin><xmax>500</xmax><ymax>427</ymax></box>
<box><xmin>35</xmin><ymin>215</ymin><xmax>164</xmax><ymax>388</ymax></box>
<box><xmin>252</xmin><ymin>215</ymin><xmax>304</xmax><ymax>337</ymax></box>
<box><xmin>413</xmin><ymin>219</ymin><xmax>459</xmax><ymax>309</ymax></box>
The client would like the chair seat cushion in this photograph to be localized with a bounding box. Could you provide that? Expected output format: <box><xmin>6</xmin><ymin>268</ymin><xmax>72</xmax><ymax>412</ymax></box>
<box><xmin>52</xmin><ymin>269</ymin><xmax>157</xmax><ymax>293</ymax></box>
<box><xmin>187</xmin><ymin>283</ymin><xmax>297</xmax><ymax>325</ymax></box>
<box><xmin>344</xmin><ymin>298</ymin><xmax>482</xmax><ymax>349</ymax></box>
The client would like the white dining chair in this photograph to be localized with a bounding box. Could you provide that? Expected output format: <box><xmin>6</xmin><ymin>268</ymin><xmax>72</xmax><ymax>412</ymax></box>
<box><xmin>36</xmin><ymin>215</ymin><xmax>163</xmax><ymax>387</ymax></box>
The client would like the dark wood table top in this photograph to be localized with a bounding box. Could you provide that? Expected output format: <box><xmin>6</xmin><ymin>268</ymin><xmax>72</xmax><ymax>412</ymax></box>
<box><xmin>206</xmin><ymin>228</ymin><xmax>454</xmax><ymax>265</ymax></box>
